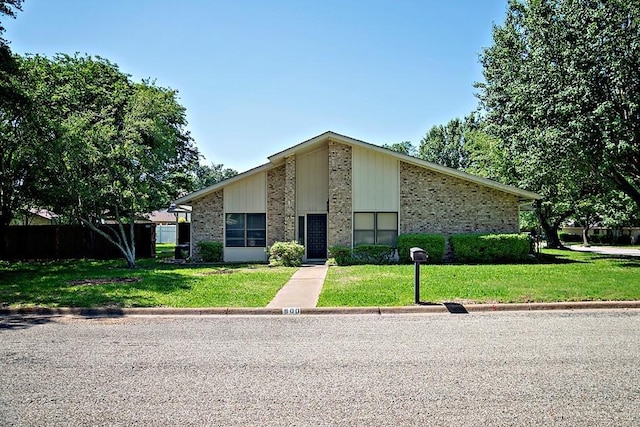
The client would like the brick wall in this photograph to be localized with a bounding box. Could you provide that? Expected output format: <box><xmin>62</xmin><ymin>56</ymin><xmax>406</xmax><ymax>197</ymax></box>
<box><xmin>191</xmin><ymin>189</ymin><xmax>224</xmax><ymax>260</ymax></box>
<box><xmin>267</xmin><ymin>165</ymin><xmax>286</xmax><ymax>246</ymax></box>
<box><xmin>399</xmin><ymin>162</ymin><xmax>520</xmax><ymax>236</ymax></box>
<box><xmin>328</xmin><ymin>141</ymin><xmax>353</xmax><ymax>247</ymax></box>
<box><xmin>284</xmin><ymin>156</ymin><xmax>296</xmax><ymax>241</ymax></box>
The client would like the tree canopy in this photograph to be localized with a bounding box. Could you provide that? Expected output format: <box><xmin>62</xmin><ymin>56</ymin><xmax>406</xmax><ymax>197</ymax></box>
<box><xmin>476</xmin><ymin>0</ymin><xmax>640</xmax><ymax>246</ymax></box>
<box><xmin>194</xmin><ymin>162</ymin><xmax>238</xmax><ymax>190</ymax></box>
<box><xmin>2</xmin><ymin>53</ymin><xmax>200</xmax><ymax>266</ymax></box>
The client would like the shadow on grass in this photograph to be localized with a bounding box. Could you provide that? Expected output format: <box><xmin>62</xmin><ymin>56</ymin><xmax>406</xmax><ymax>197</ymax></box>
<box><xmin>0</xmin><ymin>259</ymin><xmax>198</xmax><ymax>308</ymax></box>
<box><xmin>582</xmin><ymin>253</ymin><xmax>640</xmax><ymax>267</ymax></box>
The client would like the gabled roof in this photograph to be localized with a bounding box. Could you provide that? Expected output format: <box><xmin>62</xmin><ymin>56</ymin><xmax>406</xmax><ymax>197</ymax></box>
<box><xmin>175</xmin><ymin>131</ymin><xmax>541</xmax><ymax>204</ymax></box>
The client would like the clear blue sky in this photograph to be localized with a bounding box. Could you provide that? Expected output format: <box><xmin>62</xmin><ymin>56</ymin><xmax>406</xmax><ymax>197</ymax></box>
<box><xmin>4</xmin><ymin>0</ymin><xmax>508</xmax><ymax>172</ymax></box>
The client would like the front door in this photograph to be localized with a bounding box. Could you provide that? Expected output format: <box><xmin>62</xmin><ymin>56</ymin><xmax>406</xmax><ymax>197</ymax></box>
<box><xmin>306</xmin><ymin>214</ymin><xmax>327</xmax><ymax>259</ymax></box>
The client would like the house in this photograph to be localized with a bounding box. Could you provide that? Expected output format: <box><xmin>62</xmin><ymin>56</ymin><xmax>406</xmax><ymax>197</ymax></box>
<box><xmin>147</xmin><ymin>205</ymin><xmax>192</xmax><ymax>244</ymax></box>
<box><xmin>174</xmin><ymin>131</ymin><xmax>541</xmax><ymax>262</ymax></box>
<box><xmin>10</xmin><ymin>208</ymin><xmax>59</xmax><ymax>226</ymax></box>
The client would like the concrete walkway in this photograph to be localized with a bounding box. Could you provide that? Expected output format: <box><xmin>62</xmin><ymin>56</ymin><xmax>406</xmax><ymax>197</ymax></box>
<box><xmin>569</xmin><ymin>245</ymin><xmax>640</xmax><ymax>257</ymax></box>
<box><xmin>266</xmin><ymin>263</ymin><xmax>328</xmax><ymax>309</ymax></box>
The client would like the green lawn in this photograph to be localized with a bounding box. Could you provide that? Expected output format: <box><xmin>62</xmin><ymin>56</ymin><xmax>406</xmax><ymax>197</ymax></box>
<box><xmin>318</xmin><ymin>249</ymin><xmax>640</xmax><ymax>306</ymax></box>
<box><xmin>2</xmin><ymin>248</ymin><xmax>639</xmax><ymax>308</ymax></box>
<box><xmin>0</xmin><ymin>258</ymin><xmax>295</xmax><ymax>308</ymax></box>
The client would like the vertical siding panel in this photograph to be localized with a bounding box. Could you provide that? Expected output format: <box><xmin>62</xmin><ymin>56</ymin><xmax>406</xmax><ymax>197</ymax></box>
<box><xmin>224</xmin><ymin>172</ymin><xmax>266</xmax><ymax>212</ymax></box>
<box><xmin>353</xmin><ymin>147</ymin><xmax>399</xmax><ymax>211</ymax></box>
<box><xmin>297</xmin><ymin>147</ymin><xmax>328</xmax><ymax>213</ymax></box>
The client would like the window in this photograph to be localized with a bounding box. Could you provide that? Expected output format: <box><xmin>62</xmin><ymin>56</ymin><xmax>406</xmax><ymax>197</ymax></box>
<box><xmin>298</xmin><ymin>216</ymin><xmax>305</xmax><ymax>245</ymax></box>
<box><xmin>353</xmin><ymin>212</ymin><xmax>398</xmax><ymax>246</ymax></box>
<box><xmin>225</xmin><ymin>213</ymin><xmax>266</xmax><ymax>247</ymax></box>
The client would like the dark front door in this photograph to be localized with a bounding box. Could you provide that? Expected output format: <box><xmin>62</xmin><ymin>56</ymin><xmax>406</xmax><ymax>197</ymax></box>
<box><xmin>306</xmin><ymin>214</ymin><xmax>327</xmax><ymax>259</ymax></box>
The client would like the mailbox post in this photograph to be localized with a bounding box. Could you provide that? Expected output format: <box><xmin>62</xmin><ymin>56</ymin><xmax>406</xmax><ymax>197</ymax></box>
<box><xmin>410</xmin><ymin>247</ymin><xmax>428</xmax><ymax>304</ymax></box>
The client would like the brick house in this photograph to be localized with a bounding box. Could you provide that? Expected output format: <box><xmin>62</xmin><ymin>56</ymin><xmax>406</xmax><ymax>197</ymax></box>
<box><xmin>174</xmin><ymin>131</ymin><xmax>540</xmax><ymax>262</ymax></box>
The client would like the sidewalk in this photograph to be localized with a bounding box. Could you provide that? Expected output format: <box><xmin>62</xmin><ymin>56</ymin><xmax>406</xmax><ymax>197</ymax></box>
<box><xmin>569</xmin><ymin>245</ymin><xmax>640</xmax><ymax>257</ymax></box>
<box><xmin>266</xmin><ymin>263</ymin><xmax>328</xmax><ymax>309</ymax></box>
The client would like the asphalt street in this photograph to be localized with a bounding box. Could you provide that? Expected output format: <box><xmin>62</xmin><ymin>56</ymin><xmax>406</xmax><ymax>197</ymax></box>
<box><xmin>1</xmin><ymin>311</ymin><xmax>639</xmax><ymax>426</ymax></box>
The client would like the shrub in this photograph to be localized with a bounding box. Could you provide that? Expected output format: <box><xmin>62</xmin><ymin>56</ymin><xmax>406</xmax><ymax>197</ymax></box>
<box><xmin>450</xmin><ymin>233</ymin><xmax>530</xmax><ymax>263</ymax></box>
<box><xmin>559</xmin><ymin>232</ymin><xmax>582</xmax><ymax>242</ymax></box>
<box><xmin>614</xmin><ymin>234</ymin><xmax>633</xmax><ymax>246</ymax></box>
<box><xmin>328</xmin><ymin>245</ymin><xmax>353</xmax><ymax>266</ymax></box>
<box><xmin>396</xmin><ymin>233</ymin><xmax>446</xmax><ymax>264</ymax></box>
<box><xmin>197</xmin><ymin>241</ymin><xmax>223</xmax><ymax>262</ymax></box>
<box><xmin>351</xmin><ymin>245</ymin><xmax>395</xmax><ymax>264</ymax></box>
<box><xmin>267</xmin><ymin>241</ymin><xmax>305</xmax><ymax>267</ymax></box>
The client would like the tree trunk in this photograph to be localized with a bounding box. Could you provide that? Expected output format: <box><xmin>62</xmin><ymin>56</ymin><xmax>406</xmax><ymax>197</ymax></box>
<box><xmin>541</xmin><ymin>221</ymin><xmax>563</xmax><ymax>249</ymax></box>
<box><xmin>80</xmin><ymin>218</ymin><xmax>137</xmax><ymax>268</ymax></box>
<box><xmin>582</xmin><ymin>227</ymin><xmax>590</xmax><ymax>247</ymax></box>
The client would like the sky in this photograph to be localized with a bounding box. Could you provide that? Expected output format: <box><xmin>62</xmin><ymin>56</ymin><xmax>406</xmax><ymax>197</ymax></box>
<box><xmin>4</xmin><ymin>0</ymin><xmax>509</xmax><ymax>172</ymax></box>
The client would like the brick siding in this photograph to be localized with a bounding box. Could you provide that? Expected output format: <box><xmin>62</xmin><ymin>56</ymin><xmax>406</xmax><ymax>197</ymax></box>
<box><xmin>328</xmin><ymin>141</ymin><xmax>353</xmax><ymax>247</ymax></box>
<box><xmin>267</xmin><ymin>165</ymin><xmax>286</xmax><ymax>246</ymax></box>
<box><xmin>284</xmin><ymin>156</ymin><xmax>296</xmax><ymax>241</ymax></box>
<box><xmin>191</xmin><ymin>189</ymin><xmax>224</xmax><ymax>260</ymax></box>
<box><xmin>399</xmin><ymin>162</ymin><xmax>519</xmax><ymax>235</ymax></box>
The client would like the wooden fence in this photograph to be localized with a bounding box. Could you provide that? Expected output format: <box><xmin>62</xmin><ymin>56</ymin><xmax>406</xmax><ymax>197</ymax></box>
<box><xmin>0</xmin><ymin>224</ymin><xmax>156</xmax><ymax>261</ymax></box>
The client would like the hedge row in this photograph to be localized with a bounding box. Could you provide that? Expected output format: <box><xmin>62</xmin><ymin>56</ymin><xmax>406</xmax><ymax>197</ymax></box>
<box><xmin>396</xmin><ymin>234</ymin><xmax>446</xmax><ymax>264</ymax></box>
<box><xmin>329</xmin><ymin>245</ymin><xmax>396</xmax><ymax>266</ymax></box>
<box><xmin>330</xmin><ymin>233</ymin><xmax>531</xmax><ymax>265</ymax></box>
<box><xmin>449</xmin><ymin>233</ymin><xmax>530</xmax><ymax>263</ymax></box>
<box><xmin>198</xmin><ymin>233</ymin><xmax>533</xmax><ymax>266</ymax></box>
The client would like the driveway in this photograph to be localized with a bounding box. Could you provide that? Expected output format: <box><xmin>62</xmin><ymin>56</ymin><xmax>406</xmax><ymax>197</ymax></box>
<box><xmin>2</xmin><ymin>311</ymin><xmax>639</xmax><ymax>426</ymax></box>
<box><xmin>569</xmin><ymin>245</ymin><xmax>640</xmax><ymax>257</ymax></box>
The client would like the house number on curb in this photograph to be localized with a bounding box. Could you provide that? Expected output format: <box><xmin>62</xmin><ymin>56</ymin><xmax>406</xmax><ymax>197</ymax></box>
<box><xmin>282</xmin><ymin>307</ymin><xmax>301</xmax><ymax>315</ymax></box>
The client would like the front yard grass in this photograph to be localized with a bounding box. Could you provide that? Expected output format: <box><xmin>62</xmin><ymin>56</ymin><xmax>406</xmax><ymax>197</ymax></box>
<box><xmin>2</xmin><ymin>248</ymin><xmax>639</xmax><ymax>309</ymax></box>
<box><xmin>317</xmin><ymin>249</ymin><xmax>640</xmax><ymax>306</ymax></box>
<box><xmin>0</xmin><ymin>258</ymin><xmax>295</xmax><ymax>308</ymax></box>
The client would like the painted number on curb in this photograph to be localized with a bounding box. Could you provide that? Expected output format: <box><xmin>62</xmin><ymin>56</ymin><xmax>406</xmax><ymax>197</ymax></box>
<box><xmin>282</xmin><ymin>307</ymin><xmax>300</xmax><ymax>315</ymax></box>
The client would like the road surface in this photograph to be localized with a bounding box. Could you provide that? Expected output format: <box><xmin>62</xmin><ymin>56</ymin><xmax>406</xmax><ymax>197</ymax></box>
<box><xmin>1</xmin><ymin>311</ymin><xmax>639</xmax><ymax>426</ymax></box>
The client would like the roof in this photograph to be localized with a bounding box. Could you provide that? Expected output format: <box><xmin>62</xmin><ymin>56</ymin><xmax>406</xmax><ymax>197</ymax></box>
<box><xmin>175</xmin><ymin>131</ymin><xmax>541</xmax><ymax>204</ymax></box>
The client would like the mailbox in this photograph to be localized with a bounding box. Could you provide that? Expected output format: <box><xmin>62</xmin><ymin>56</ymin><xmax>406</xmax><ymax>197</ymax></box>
<box><xmin>410</xmin><ymin>247</ymin><xmax>428</xmax><ymax>263</ymax></box>
<box><xmin>410</xmin><ymin>247</ymin><xmax>427</xmax><ymax>304</ymax></box>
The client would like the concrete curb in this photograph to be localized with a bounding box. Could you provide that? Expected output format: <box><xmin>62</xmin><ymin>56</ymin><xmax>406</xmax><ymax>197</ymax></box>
<box><xmin>1</xmin><ymin>301</ymin><xmax>640</xmax><ymax>318</ymax></box>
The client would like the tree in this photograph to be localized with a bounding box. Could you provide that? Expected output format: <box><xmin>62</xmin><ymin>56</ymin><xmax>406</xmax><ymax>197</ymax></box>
<box><xmin>0</xmin><ymin>0</ymin><xmax>28</xmax><ymax>226</ymax></box>
<box><xmin>23</xmin><ymin>54</ymin><xmax>199</xmax><ymax>267</ymax></box>
<box><xmin>194</xmin><ymin>162</ymin><xmax>237</xmax><ymax>190</ymax></box>
<box><xmin>417</xmin><ymin>115</ymin><xmax>479</xmax><ymax>169</ymax></box>
<box><xmin>0</xmin><ymin>0</ymin><xmax>23</xmax><ymax>47</ymax></box>
<box><xmin>381</xmin><ymin>141</ymin><xmax>416</xmax><ymax>156</ymax></box>
<box><xmin>476</xmin><ymin>0</ymin><xmax>640</xmax><ymax>246</ymax></box>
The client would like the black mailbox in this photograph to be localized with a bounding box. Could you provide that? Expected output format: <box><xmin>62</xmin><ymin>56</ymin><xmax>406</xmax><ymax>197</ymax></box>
<box><xmin>410</xmin><ymin>247</ymin><xmax>427</xmax><ymax>304</ymax></box>
<box><xmin>410</xmin><ymin>247</ymin><xmax>428</xmax><ymax>263</ymax></box>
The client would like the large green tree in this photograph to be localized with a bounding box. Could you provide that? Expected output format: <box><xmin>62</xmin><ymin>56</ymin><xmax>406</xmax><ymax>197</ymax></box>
<box><xmin>22</xmin><ymin>54</ymin><xmax>199</xmax><ymax>267</ymax></box>
<box><xmin>476</xmin><ymin>0</ymin><xmax>640</xmax><ymax>247</ymax></box>
<box><xmin>381</xmin><ymin>141</ymin><xmax>416</xmax><ymax>156</ymax></box>
<box><xmin>193</xmin><ymin>162</ymin><xmax>237</xmax><ymax>190</ymax></box>
<box><xmin>0</xmin><ymin>1</ymin><xmax>43</xmax><ymax>227</ymax></box>
<box><xmin>417</xmin><ymin>115</ymin><xmax>480</xmax><ymax>169</ymax></box>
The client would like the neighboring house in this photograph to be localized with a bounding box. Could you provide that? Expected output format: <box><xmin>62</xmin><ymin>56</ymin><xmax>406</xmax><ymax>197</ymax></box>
<box><xmin>147</xmin><ymin>205</ymin><xmax>192</xmax><ymax>244</ymax></box>
<box><xmin>174</xmin><ymin>131</ymin><xmax>541</xmax><ymax>262</ymax></box>
<box><xmin>148</xmin><ymin>205</ymin><xmax>192</xmax><ymax>224</ymax></box>
<box><xmin>560</xmin><ymin>226</ymin><xmax>640</xmax><ymax>244</ymax></box>
<box><xmin>10</xmin><ymin>209</ymin><xmax>59</xmax><ymax>226</ymax></box>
